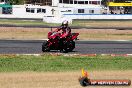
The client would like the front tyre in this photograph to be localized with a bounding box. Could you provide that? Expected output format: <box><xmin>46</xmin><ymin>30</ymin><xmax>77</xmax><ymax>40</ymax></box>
<box><xmin>64</xmin><ymin>41</ymin><xmax>75</xmax><ymax>52</ymax></box>
<box><xmin>42</xmin><ymin>42</ymin><xmax>50</xmax><ymax>52</ymax></box>
<box><xmin>79</xmin><ymin>77</ymin><xmax>91</xmax><ymax>87</ymax></box>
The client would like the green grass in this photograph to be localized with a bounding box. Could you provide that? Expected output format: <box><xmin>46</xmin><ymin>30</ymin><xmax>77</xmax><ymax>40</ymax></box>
<box><xmin>0</xmin><ymin>55</ymin><xmax>132</xmax><ymax>72</ymax></box>
<box><xmin>112</xmin><ymin>34</ymin><xmax>132</xmax><ymax>36</ymax></box>
<box><xmin>0</xmin><ymin>19</ymin><xmax>60</xmax><ymax>26</ymax></box>
<box><xmin>72</xmin><ymin>20</ymin><xmax>132</xmax><ymax>28</ymax></box>
<box><xmin>1</xmin><ymin>19</ymin><xmax>132</xmax><ymax>28</ymax></box>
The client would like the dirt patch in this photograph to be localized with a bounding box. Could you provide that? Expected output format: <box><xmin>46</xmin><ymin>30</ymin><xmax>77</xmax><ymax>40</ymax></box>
<box><xmin>0</xmin><ymin>27</ymin><xmax>49</xmax><ymax>40</ymax></box>
<box><xmin>0</xmin><ymin>27</ymin><xmax>132</xmax><ymax>40</ymax></box>
<box><xmin>0</xmin><ymin>71</ymin><xmax>131</xmax><ymax>88</ymax></box>
<box><xmin>76</xmin><ymin>21</ymin><xmax>132</xmax><ymax>28</ymax></box>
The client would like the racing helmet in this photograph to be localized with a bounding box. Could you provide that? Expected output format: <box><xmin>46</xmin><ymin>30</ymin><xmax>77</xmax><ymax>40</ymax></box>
<box><xmin>62</xmin><ymin>20</ymin><xmax>68</xmax><ymax>27</ymax></box>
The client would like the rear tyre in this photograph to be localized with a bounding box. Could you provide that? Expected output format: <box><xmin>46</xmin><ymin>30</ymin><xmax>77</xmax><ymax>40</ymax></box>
<box><xmin>42</xmin><ymin>42</ymin><xmax>50</xmax><ymax>52</ymax></box>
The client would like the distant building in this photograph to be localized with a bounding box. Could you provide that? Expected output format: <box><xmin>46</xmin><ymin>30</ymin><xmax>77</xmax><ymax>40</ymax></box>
<box><xmin>0</xmin><ymin>0</ymin><xmax>132</xmax><ymax>23</ymax></box>
<box><xmin>24</xmin><ymin>0</ymin><xmax>52</xmax><ymax>5</ymax></box>
<box><xmin>0</xmin><ymin>0</ymin><xmax>5</xmax><ymax>2</ymax></box>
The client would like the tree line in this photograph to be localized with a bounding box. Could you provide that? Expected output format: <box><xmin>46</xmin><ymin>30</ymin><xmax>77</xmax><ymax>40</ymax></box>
<box><xmin>102</xmin><ymin>0</ymin><xmax>132</xmax><ymax>6</ymax></box>
<box><xmin>7</xmin><ymin>0</ymin><xmax>132</xmax><ymax>5</ymax></box>
<box><xmin>7</xmin><ymin>0</ymin><xmax>24</xmax><ymax>5</ymax></box>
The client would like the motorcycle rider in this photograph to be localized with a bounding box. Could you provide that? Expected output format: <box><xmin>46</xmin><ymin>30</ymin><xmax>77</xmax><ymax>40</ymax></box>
<box><xmin>54</xmin><ymin>20</ymin><xmax>71</xmax><ymax>52</ymax></box>
<box><xmin>54</xmin><ymin>20</ymin><xmax>71</xmax><ymax>36</ymax></box>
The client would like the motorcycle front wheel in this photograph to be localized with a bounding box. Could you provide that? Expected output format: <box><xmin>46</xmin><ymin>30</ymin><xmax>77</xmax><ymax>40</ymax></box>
<box><xmin>42</xmin><ymin>42</ymin><xmax>50</xmax><ymax>52</ymax></box>
<box><xmin>64</xmin><ymin>41</ymin><xmax>75</xmax><ymax>52</ymax></box>
<box><xmin>79</xmin><ymin>77</ymin><xmax>91</xmax><ymax>87</ymax></box>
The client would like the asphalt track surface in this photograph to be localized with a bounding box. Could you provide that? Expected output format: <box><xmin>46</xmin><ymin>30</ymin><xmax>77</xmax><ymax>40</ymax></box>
<box><xmin>0</xmin><ymin>40</ymin><xmax>132</xmax><ymax>54</ymax></box>
<box><xmin>0</xmin><ymin>24</ymin><xmax>132</xmax><ymax>30</ymax></box>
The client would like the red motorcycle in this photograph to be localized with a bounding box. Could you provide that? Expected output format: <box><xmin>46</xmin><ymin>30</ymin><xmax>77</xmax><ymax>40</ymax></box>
<box><xmin>42</xmin><ymin>31</ymin><xmax>79</xmax><ymax>53</ymax></box>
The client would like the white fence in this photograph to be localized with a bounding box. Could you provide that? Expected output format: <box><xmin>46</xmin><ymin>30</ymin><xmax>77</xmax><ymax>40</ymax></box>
<box><xmin>43</xmin><ymin>14</ymin><xmax>132</xmax><ymax>23</ymax></box>
<box><xmin>63</xmin><ymin>14</ymin><xmax>132</xmax><ymax>20</ymax></box>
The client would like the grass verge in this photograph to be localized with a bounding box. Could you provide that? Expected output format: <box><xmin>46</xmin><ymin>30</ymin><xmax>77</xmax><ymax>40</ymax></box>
<box><xmin>72</xmin><ymin>20</ymin><xmax>132</xmax><ymax>28</ymax></box>
<box><xmin>0</xmin><ymin>54</ymin><xmax>131</xmax><ymax>72</ymax></box>
<box><xmin>0</xmin><ymin>19</ymin><xmax>60</xmax><ymax>26</ymax></box>
<box><xmin>1</xmin><ymin>19</ymin><xmax>132</xmax><ymax>28</ymax></box>
<box><xmin>1</xmin><ymin>27</ymin><xmax>132</xmax><ymax>40</ymax></box>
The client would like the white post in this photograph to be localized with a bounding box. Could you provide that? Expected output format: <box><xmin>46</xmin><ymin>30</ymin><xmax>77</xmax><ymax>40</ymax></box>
<box><xmin>107</xmin><ymin>7</ymin><xmax>109</xmax><ymax>14</ymax></box>
<box><xmin>52</xmin><ymin>0</ymin><xmax>59</xmax><ymax>6</ymax></box>
<box><xmin>52</xmin><ymin>0</ymin><xmax>54</xmax><ymax>6</ymax></box>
